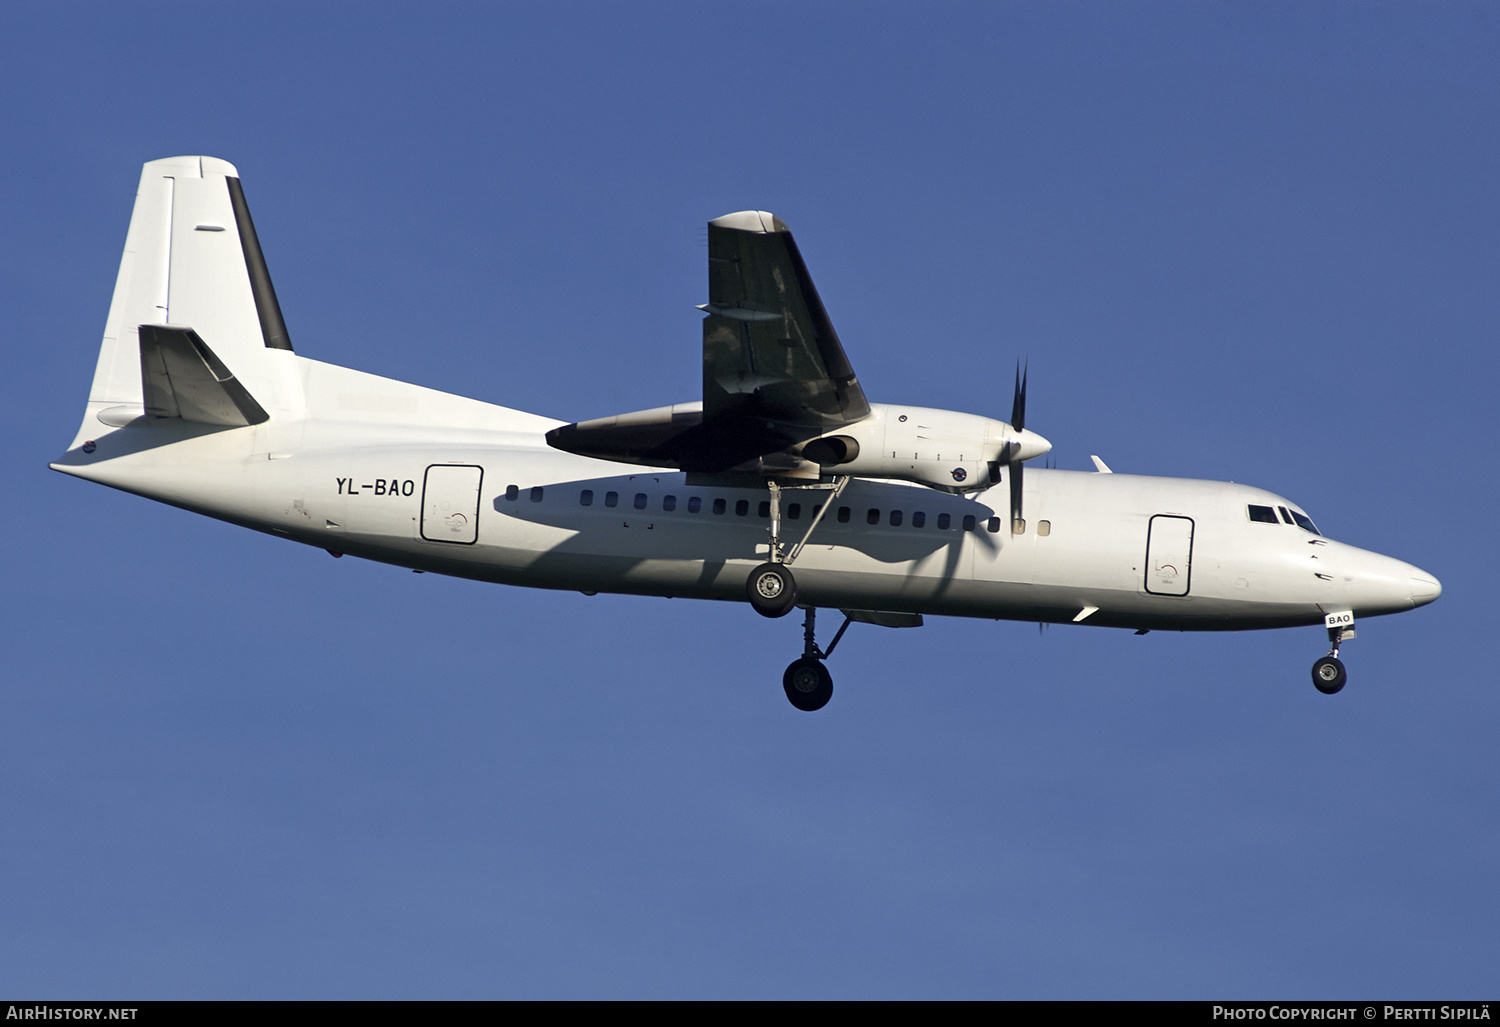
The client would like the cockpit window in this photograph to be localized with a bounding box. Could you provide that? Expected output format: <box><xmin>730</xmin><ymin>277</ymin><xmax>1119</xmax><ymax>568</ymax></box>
<box><xmin>1289</xmin><ymin>509</ymin><xmax>1321</xmax><ymax>535</ymax></box>
<box><xmin>1248</xmin><ymin>505</ymin><xmax>1278</xmax><ymax>523</ymax></box>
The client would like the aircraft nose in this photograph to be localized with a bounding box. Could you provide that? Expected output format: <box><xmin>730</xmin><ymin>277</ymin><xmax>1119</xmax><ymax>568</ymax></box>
<box><xmin>1409</xmin><ymin>568</ymin><xmax>1442</xmax><ymax>607</ymax></box>
<box><xmin>1341</xmin><ymin>549</ymin><xmax>1438</xmax><ymax>615</ymax></box>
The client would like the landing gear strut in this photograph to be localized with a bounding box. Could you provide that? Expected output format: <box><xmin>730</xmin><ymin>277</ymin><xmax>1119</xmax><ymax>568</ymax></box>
<box><xmin>781</xmin><ymin>606</ymin><xmax>852</xmax><ymax>711</ymax></box>
<box><xmin>744</xmin><ymin>476</ymin><xmax>849</xmax><ymax>619</ymax></box>
<box><xmin>1312</xmin><ymin>611</ymin><xmax>1354</xmax><ymax>695</ymax></box>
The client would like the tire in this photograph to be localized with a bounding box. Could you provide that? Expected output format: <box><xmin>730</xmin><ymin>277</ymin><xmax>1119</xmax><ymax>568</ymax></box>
<box><xmin>783</xmin><ymin>657</ymin><xmax>833</xmax><ymax>711</ymax></box>
<box><xmin>746</xmin><ymin>562</ymin><xmax>797</xmax><ymax>618</ymax></box>
<box><xmin>1312</xmin><ymin>655</ymin><xmax>1347</xmax><ymax>695</ymax></box>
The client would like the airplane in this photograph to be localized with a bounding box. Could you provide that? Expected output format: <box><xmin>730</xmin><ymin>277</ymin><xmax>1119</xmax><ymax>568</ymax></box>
<box><xmin>51</xmin><ymin>156</ymin><xmax>1441</xmax><ymax>711</ymax></box>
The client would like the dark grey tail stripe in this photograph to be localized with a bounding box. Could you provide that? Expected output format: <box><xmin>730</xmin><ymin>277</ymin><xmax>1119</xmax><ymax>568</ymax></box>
<box><xmin>226</xmin><ymin>176</ymin><xmax>293</xmax><ymax>352</ymax></box>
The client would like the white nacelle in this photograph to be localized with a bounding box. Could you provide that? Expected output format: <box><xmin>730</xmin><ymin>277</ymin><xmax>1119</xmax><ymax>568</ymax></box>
<box><xmin>804</xmin><ymin>403</ymin><xmax>1052</xmax><ymax>492</ymax></box>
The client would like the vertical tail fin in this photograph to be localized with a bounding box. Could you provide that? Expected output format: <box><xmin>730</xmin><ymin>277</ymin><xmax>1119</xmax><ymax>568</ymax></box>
<box><xmin>67</xmin><ymin>156</ymin><xmax>303</xmax><ymax>451</ymax></box>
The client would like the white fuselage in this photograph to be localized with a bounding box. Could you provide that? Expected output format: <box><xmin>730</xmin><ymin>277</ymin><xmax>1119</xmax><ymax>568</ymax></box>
<box><xmin>56</xmin><ymin>355</ymin><xmax>1436</xmax><ymax>633</ymax></box>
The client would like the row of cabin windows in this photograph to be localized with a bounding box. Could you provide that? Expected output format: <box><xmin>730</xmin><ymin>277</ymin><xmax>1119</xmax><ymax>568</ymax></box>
<box><xmin>504</xmin><ymin>484</ymin><xmax>1052</xmax><ymax>535</ymax></box>
<box><xmin>1247</xmin><ymin>504</ymin><xmax>1321</xmax><ymax>535</ymax></box>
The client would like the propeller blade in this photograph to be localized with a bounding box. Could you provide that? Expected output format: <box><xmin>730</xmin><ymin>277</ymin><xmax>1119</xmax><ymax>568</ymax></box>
<box><xmin>1007</xmin><ymin>361</ymin><xmax>1030</xmax><ymax>531</ymax></box>
<box><xmin>1010</xmin><ymin>361</ymin><xmax>1028</xmax><ymax>432</ymax></box>
<box><xmin>1009</xmin><ymin>458</ymin><xmax>1024</xmax><ymax>534</ymax></box>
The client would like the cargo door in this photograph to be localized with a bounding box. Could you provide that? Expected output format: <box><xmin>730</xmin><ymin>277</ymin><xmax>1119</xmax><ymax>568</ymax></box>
<box><xmin>421</xmin><ymin>464</ymin><xmax>483</xmax><ymax>544</ymax></box>
<box><xmin>1145</xmin><ymin>514</ymin><xmax>1193</xmax><ymax>596</ymax></box>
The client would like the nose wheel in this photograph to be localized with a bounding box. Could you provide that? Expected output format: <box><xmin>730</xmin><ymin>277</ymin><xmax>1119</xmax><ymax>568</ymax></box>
<box><xmin>1312</xmin><ymin>655</ymin><xmax>1347</xmax><ymax>694</ymax></box>
<box><xmin>1312</xmin><ymin>612</ymin><xmax>1354</xmax><ymax>694</ymax></box>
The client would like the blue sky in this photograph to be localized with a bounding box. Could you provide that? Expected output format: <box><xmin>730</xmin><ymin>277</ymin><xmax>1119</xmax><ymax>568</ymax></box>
<box><xmin>2</xmin><ymin>1</ymin><xmax>1495</xmax><ymax>998</ymax></box>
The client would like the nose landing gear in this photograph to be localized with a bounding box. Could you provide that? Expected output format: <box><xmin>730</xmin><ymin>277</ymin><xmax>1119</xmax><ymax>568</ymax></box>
<box><xmin>1312</xmin><ymin>611</ymin><xmax>1354</xmax><ymax>694</ymax></box>
<box><xmin>1312</xmin><ymin>655</ymin><xmax>1347</xmax><ymax>694</ymax></box>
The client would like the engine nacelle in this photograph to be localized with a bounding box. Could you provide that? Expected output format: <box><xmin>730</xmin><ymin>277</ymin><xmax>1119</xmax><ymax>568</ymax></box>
<box><xmin>798</xmin><ymin>403</ymin><xmax>1050</xmax><ymax>492</ymax></box>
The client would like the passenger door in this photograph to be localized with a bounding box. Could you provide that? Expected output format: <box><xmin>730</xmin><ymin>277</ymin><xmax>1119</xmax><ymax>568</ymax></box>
<box><xmin>1144</xmin><ymin>514</ymin><xmax>1194</xmax><ymax>596</ymax></box>
<box><xmin>421</xmin><ymin>464</ymin><xmax>483</xmax><ymax>544</ymax></box>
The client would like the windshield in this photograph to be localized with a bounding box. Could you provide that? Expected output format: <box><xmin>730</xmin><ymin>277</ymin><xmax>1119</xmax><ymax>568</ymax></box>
<box><xmin>1289</xmin><ymin>509</ymin><xmax>1321</xmax><ymax>535</ymax></box>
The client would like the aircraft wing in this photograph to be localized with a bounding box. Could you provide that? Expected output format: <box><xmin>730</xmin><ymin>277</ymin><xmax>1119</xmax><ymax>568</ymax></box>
<box><xmin>700</xmin><ymin>210</ymin><xmax>869</xmax><ymax>432</ymax></box>
<box><xmin>546</xmin><ymin>210</ymin><xmax>870</xmax><ymax>474</ymax></box>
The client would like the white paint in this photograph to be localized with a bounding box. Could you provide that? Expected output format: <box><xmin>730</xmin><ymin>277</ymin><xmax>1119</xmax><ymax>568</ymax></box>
<box><xmin>52</xmin><ymin>157</ymin><xmax>1441</xmax><ymax>652</ymax></box>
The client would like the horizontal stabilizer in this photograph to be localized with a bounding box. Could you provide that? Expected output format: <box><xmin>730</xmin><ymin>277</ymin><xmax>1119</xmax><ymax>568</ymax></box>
<box><xmin>139</xmin><ymin>324</ymin><xmax>268</xmax><ymax>426</ymax></box>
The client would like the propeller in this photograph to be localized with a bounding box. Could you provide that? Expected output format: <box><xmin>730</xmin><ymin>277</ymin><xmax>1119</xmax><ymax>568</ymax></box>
<box><xmin>1008</xmin><ymin>361</ymin><xmax>1027</xmax><ymax>533</ymax></box>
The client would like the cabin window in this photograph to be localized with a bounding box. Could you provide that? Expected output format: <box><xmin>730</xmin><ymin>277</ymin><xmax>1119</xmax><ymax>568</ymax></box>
<box><xmin>912</xmin><ymin>511</ymin><xmax>926</xmax><ymax>528</ymax></box>
<box><xmin>962</xmin><ymin>515</ymin><xmax>976</xmax><ymax>532</ymax></box>
<box><xmin>988</xmin><ymin>516</ymin><xmax>1002</xmax><ymax>533</ymax></box>
<box><xmin>1290</xmin><ymin>510</ymin><xmax>1322</xmax><ymax>535</ymax></box>
<box><xmin>889</xmin><ymin>510</ymin><xmax>903</xmax><ymax>527</ymax></box>
<box><xmin>787</xmin><ymin>503</ymin><xmax>801</xmax><ymax>520</ymax></box>
<box><xmin>1248</xmin><ymin>505</ymin><xmax>1278</xmax><ymax>524</ymax></box>
<box><xmin>735</xmin><ymin>499</ymin><xmax>749</xmax><ymax>516</ymax></box>
<box><xmin>530</xmin><ymin>487</ymin><xmax>544</xmax><ymax>502</ymax></box>
<box><xmin>579</xmin><ymin>489</ymin><xmax>594</xmax><ymax>506</ymax></box>
<box><xmin>663</xmin><ymin>495</ymin><xmax>677</xmax><ymax>512</ymax></box>
<box><xmin>605</xmin><ymin>491</ymin><xmax>619</xmax><ymax>508</ymax></box>
<box><xmin>505</xmin><ymin>484</ymin><xmax>519</xmax><ymax>501</ymax></box>
<box><xmin>688</xmin><ymin>496</ymin><xmax>702</xmax><ymax>513</ymax></box>
<box><xmin>634</xmin><ymin>493</ymin><xmax>647</xmax><ymax>510</ymax></box>
<box><xmin>937</xmin><ymin>513</ymin><xmax>951</xmax><ymax>530</ymax></box>
<box><xmin>758</xmin><ymin>501</ymin><xmax>770</xmax><ymax>518</ymax></box>
<box><xmin>867</xmin><ymin>508</ymin><xmax>881</xmax><ymax>525</ymax></box>
<box><xmin>1037</xmin><ymin>520</ymin><xmax>1051</xmax><ymax>537</ymax></box>
<box><xmin>713</xmin><ymin>498</ymin><xmax>726</xmax><ymax>515</ymax></box>
<box><xmin>837</xmin><ymin>506</ymin><xmax>851</xmax><ymax>523</ymax></box>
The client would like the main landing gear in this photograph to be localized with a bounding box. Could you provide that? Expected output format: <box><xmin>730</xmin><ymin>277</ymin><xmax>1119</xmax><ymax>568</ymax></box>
<box><xmin>1312</xmin><ymin>611</ymin><xmax>1355</xmax><ymax>695</ymax></box>
<box><xmin>747</xmin><ymin>562</ymin><xmax>796</xmax><ymax>618</ymax></box>
<box><xmin>782</xmin><ymin>606</ymin><xmax>854</xmax><ymax>711</ymax></box>
<box><xmin>744</xmin><ymin>477</ymin><xmax>849</xmax><ymax>619</ymax></box>
<box><xmin>742</xmin><ymin>477</ymin><xmax>857</xmax><ymax>709</ymax></box>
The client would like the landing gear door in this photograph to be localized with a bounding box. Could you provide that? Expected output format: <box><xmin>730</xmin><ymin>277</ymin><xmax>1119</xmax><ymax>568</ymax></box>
<box><xmin>1145</xmin><ymin>514</ymin><xmax>1193</xmax><ymax>596</ymax></box>
<box><xmin>421</xmin><ymin>464</ymin><xmax>483</xmax><ymax>544</ymax></box>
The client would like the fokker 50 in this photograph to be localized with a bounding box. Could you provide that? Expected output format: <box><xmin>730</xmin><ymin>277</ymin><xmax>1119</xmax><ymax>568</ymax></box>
<box><xmin>53</xmin><ymin>157</ymin><xmax>1440</xmax><ymax>710</ymax></box>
